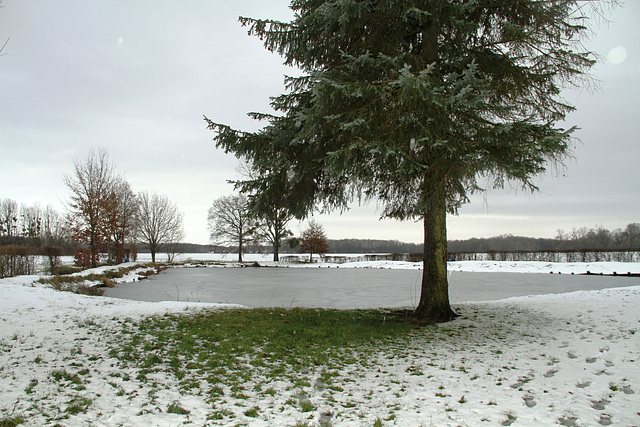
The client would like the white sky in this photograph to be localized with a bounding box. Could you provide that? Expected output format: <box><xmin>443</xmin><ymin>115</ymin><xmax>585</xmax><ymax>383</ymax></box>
<box><xmin>1</xmin><ymin>1</ymin><xmax>638</xmax><ymax>245</ymax></box>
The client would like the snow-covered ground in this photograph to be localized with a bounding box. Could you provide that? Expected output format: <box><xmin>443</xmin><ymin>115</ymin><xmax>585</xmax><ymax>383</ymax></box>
<box><xmin>1</xmin><ymin>259</ymin><xmax>639</xmax><ymax>426</ymax></box>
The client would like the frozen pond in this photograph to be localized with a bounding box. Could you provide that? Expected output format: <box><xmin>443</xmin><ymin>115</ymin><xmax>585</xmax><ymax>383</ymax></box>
<box><xmin>104</xmin><ymin>267</ymin><xmax>640</xmax><ymax>309</ymax></box>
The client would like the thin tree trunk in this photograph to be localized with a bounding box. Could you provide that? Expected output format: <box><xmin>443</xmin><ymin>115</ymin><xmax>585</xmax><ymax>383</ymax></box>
<box><xmin>273</xmin><ymin>219</ymin><xmax>280</xmax><ymax>262</ymax></box>
<box><xmin>90</xmin><ymin>228</ymin><xmax>98</xmax><ymax>268</ymax></box>
<box><xmin>414</xmin><ymin>181</ymin><xmax>457</xmax><ymax>322</ymax></box>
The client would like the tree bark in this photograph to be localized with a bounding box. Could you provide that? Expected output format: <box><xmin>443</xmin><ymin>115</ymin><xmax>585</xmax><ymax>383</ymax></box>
<box><xmin>90</xmin><ymin>234</ymin><xmax>98</xmax><ymax>269</ymax></box>
<box><xmin>414</xmin><ymin>180</ymin><xmax>457</xmax><ymax>322</ymax></box>
<box><xmin>273</xmin><ymin>217</ymin><xmax>280</xmax><ymax>262</ymax></box>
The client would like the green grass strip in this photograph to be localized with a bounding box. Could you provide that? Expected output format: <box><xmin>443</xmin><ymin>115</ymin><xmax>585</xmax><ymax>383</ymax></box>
<box><xmin>110</xmin><ymin>307</ymin><xmax>419</xmax><ymax>383</ymax></box>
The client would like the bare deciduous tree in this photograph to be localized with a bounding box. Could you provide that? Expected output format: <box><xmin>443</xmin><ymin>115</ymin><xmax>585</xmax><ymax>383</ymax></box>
<box><xmin>165</xmin><ymin>224</ymin><xmax>185</xmax><ymax>263</ymax></box>
<box><xmin>137</xmin><ymin>191</ymin><xmax>184</xmax><ymax>263</ymax></box>
<box><xmin>41</xmin><ymin>205</ymin><xmax>65</xmax><ymax>246</ymax></box>
<box><xmin>0</xmin><ymin>1</ymin><xmax>8</xmax><ymax>58</ymax></box>
<box><xmin>256</xmin><ymin>206</ymin><xmax>294</xmax><ymax>262</ymax></box>
<box><xmin>299</xmin><ymin>220</ymin><xmax>329</xmax><ymax>262</ymax></box>
<box><xmin>0</xmin><ymin>198</ymin><xmax>19</xmax><ymax>241</ymax></box>
<box><xmin>20</xmin><ymin>204</ymin><xmax>41</xmax><ymax>241</ymax></box>
<box><xmin>208</xmin><ymin>194</ymin><xmax>256</xmax><ymax>262</ymax></box>
<box><xmin>232</xmin><ymin>160</ymin><xmax>295</xmax><ymax>261</ymax></box>
<box><xmin>1</xmin><ymin>199</ymin><xmax>66</xmax><ymax>249</ymax></box>
<box><xmin>64</xmin><ymin>149</ymin><xmax>119</xmax><ymax>268</ymax></box>
<box><xmin>104</xmin><ymin>179</ymin><xmax>138</xmax><ymax>263</ymax></box>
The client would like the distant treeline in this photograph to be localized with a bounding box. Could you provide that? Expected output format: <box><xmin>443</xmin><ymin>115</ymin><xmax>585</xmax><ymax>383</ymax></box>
<box><xmin>141</xmin><ymin>239</ymin><xmax>423</xmax><ymax>255</ymax></box>
<box><xmin>449</xmin><ymin>223</ymin><xmax>640</xmax><ymax>253</ymax></box>
<box><xmin>328</xmin><ymin>239</ymin><xmax>423</xmax><ymax>253</ymax></box>
<box><xmin>330</xmin><ymin>223</ymin><xmax>640</xmax><ymax>253</ymax></box>
<box><xmin>140</xmin><ymin>223</ymin><xmax>640</xmax><ymax>255</ymax></box>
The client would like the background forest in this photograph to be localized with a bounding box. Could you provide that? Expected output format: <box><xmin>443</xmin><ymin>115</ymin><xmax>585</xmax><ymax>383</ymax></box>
<box><xmin>143</xmin><ymin>223</ymin><xmax>640</xmax><ymax>255</ymax></box>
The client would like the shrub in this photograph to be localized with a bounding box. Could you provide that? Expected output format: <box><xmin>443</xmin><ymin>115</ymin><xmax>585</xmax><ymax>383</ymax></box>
<box><xmin>138</xmin><ymin>269</ymin><xmax>156</xmax><ymax>277</ymax></box>
<box><xmin>42</xmin><ymin>246</ymin><xmax>63</xmax><ymax>275</ymax></box>
<box><xmin>0</xmin><ymin>245</ymin><xmax>37</xmax><ymax>278</ymax></box>
<box><xmin>75</xmin><ymin>285</ymin><xmax>104</xmax><ymax>296</ymax></box>
<box><xmin>56</xmin><ymin>265</ymin><xmax>83</xmax><ymax>275</ymax></box>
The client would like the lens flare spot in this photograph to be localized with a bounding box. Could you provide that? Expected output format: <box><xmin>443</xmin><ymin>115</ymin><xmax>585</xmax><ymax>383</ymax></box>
<box><xmin>607</xmin><ymin>46</ymin><xmax>627</xmax><ymax>64</ymax></box>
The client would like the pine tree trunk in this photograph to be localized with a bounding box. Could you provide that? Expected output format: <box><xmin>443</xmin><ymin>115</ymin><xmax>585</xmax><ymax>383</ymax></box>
<box><xmin>414</xmin><ymin>181</ymin><xmax>457</xmax><ymax>322</ymax></box>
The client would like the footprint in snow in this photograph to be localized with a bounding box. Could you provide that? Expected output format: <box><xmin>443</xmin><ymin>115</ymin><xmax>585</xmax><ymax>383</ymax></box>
<box><xmin>501</xmin><ymin>414</ymin><xmax>517</xmax><ymax>426</ymax></box>
<box><xmin>523</xmin><ymin>395</ymin><xmax>536</xmax><ymax>407</ymax></box>
<box><xmin>598</xmin><ymin>414</ymin><xmax>613</xmax><ymax>426</ymax></box>
<box><xmin>547</xmin><ymin>357</ymin><xmax>560</xmax><ymax>366</ymax></box>
<box><xmin>558</xmin><ymin>416</ymin><xmax>579</xmax><ymax>426</ymax></box>
<box><xmin>567</xmin><ymin>352</ymin><xmax>578</xmax><ymax>359</ymax></box>
<box><xmin>591</xmin><ymin>399</ymin><xmax>608</xmax><ymax>410</ymax></box>
<box><xmin>543</xmin><ymin>369</ymin><xmax>558</xmax><ymax>378</ymax></box>
<box><xmin>510</xmin><ymin>376</ymin><xmax>533</xmax><ymax>389</ymax></box>
<box><xmin>576</xmin><ymin>381</ymin><xmax>591</xmax><ymax>388</ymax></box>
<box><xmin>621</xmin><ymin>385</ymin><xmax>634</xmax><ymax>394</ymax></box>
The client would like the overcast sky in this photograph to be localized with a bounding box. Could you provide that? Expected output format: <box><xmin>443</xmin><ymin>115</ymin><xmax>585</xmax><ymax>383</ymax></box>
<box><xmin>1</xmin><ymin>1</ymin><xmax>638</xmax><ymax>245</ymax></box>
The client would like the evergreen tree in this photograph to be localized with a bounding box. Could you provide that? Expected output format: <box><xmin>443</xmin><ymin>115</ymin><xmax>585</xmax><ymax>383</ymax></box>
<box><xmin>207</xmin><ymin>0</ymin><xmax>611</xmax><ymax>321</ymax></box>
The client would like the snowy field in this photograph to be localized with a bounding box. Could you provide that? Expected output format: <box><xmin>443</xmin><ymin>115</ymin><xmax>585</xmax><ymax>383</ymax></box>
<box><xmin>1</xmin><ymin>257</ymin><xmax>639</xmax><ymax>426</ymax></box>
<box><xmin>139</xmin><ymin>252</ymin><xmax>640</xmax><ymax>275</ymax></box>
